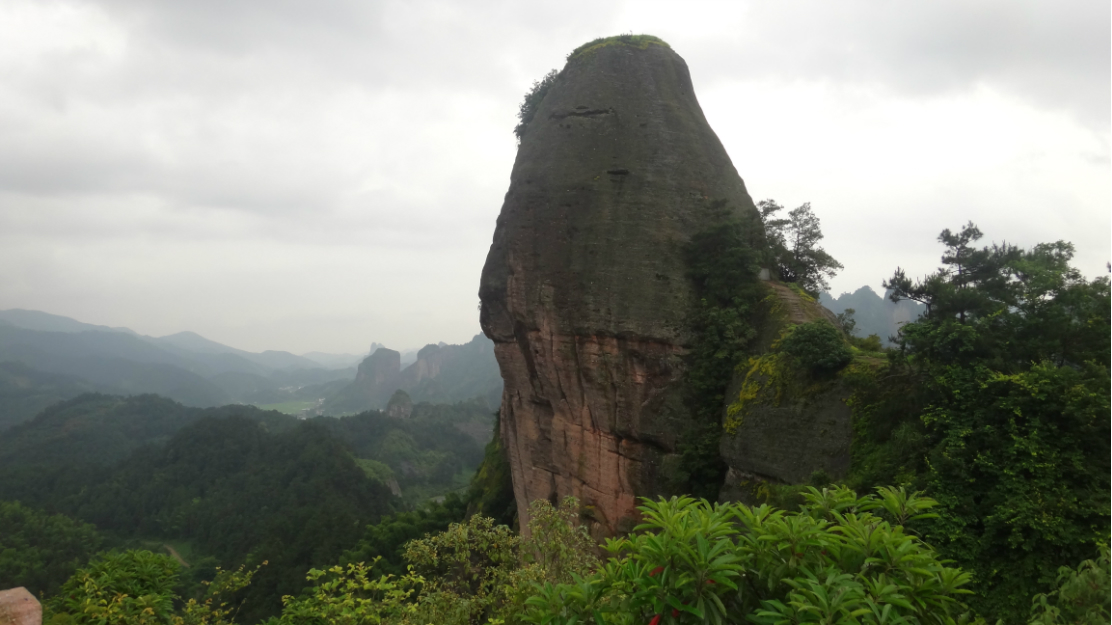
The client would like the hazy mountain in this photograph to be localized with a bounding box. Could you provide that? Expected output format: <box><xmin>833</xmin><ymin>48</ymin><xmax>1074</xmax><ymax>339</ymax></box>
<box><xmin>300</xmin><ymin>351</ymin><xmax>366</xmax><ymax>369</ymax></box>
<box><xmin>0</xmin><ymin>309</ymin><xmax>138</xmax><ymax>335</ymax></box>
<box><xmin>400</xmin><ymin>349</ymin><xmax>419</xmax><ymax>368</ymax></box>
<box><xmin>208</xmin><ymin>369</ymin><xmax>352</xmax><ymax>405</ymax></box>
<box><xmin>149</xmin><ymin>331</ymin><xmax>322</xmax><ymax>371</ymax></box>
<box><xmin>324</xmin><ymin>334</ymin><xmax>502</xmax><ymax>415</ymax></box>
<box><xmin>0</xmin><ymin>311</ymin><xmax>356</xmax><ymax>420</ymax></box>
<box><xmin>819</xmin><ymin>286</ymin><xmax>926</xmax><ymax>344</ymax></box>
<box><xmin>242</xmin><ymin>350</ymin><xmax>322</xmax><ymax>371</ymax></box>
<box><xmin>0</xmin><ymin>308</ymin><xmax>489</xmax><ymax>423</ymax></box>
<box><xmin>0</xmin><ymin>361</ymin><xmax>101</xmax><ymax>432</ymax></box>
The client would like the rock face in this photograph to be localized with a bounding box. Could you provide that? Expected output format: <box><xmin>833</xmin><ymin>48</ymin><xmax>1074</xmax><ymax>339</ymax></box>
<box><xmin>479</xmin><ymin>38</ymin><xmax>763</xmax><ymax>535</ymax></box>
<box><xmin>330</xmin><ymin>347</ymin><xmax>401</xmax><ymax>410</ymax></box>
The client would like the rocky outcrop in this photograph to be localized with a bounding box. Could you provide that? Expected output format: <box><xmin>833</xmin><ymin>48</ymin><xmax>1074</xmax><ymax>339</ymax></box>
<box><xmin>479</xmin><ymin>37</ymin><xmax>764</xmax><ymax>535</ymax></box>
<box><xmin>400</xmin><ymin>335</ymin><xmax>502</xmax><ymax>406</ymax></box>
<box><xmin>324</xmin><ymin>347</ymin><xmax>402</xmax><ymax>412</ymax></box>
<box><xmin>718</xmin><ymin>284</ymin><xmax>857</xmax><ymax>502</ymax></box>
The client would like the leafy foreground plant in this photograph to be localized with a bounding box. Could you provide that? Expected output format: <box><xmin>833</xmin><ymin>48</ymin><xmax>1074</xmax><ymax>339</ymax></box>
<box><xmin>273</xmin><ymin>497</ymin><xmax>598</xmax><ymax>625</ymax></box>
<box><xmin>523</xmin><ymin>486</ymin><xmax>978</xmax><ymax>625</ymax></box>
<box><xmin>1027</xmin><ymin>544</ymin><xmax>1110</xmax><ymax>625</ymax></box>
<box><xmin>46</xmin><ymin>549</ymin><xmax>260</xmax><ymax>625</ymax></box>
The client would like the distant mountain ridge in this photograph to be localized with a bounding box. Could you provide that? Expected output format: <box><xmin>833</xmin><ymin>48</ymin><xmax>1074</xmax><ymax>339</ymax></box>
<box><xmin>0</xmin><ymin>308</ymin><xmax>503</xmax><ymax>430</ymax></box>
<box><xmin>0</xmin><ymin>309</ymin><xmax>138</xmax><ymax>335</ymax></box>
<box><xmin>0</xmin><ymin>309</ymin><xmax>363</xmax><ymax>428</ymax></box>
<box><xmin>819</xmin><ymin>286</ymin><xmax>926</xmax><ymax>344</ymax></box>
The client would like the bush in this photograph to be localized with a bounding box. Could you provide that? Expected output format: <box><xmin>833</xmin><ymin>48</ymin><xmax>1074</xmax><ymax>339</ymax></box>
<box><xmin>777</xmin><ymin>321</ymin><xmax>852</xmax><ymax>374</ymax></box>
<box><xmin>522</xmin><ymin>487</ymin><xmax>973</xmax><ymax>625</ymax></box>
<box><xmin>850</xmin><ymin>334</ymin><xmax>883</xmax><ymax>352</ymax></box>
<box><xmin>0</xmin><ymin>501</ymin><xmax>102</xmax><ymax>597</ymax></box>
<box><xmin>47</xmin><ymin>550</ymin><xmax>259</xmax><ymax>625</ymax></box>
<box><xmin>514</xmin><ymin>70</ymin><xmax>558</xmax><ymax>140</ymax></box>
<box><xmin>279</xmin><ymin>497</ymin><xmax>597</xmax><ymax>625</ymax></box>
<box><xmin>1028</xmin><ymin>544</ymin><xmax>1110</xmax><ymax>625</ymax></box>
<box><xmin>49</xmin><ymin>550</ymin><xmax>180</xmax><ymax>624</ymax></box>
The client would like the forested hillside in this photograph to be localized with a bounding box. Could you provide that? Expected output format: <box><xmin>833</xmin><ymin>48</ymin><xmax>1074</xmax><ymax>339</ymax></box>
<box><xmin>0</xmin><ymin>390</ymin><xmax>498</xmax><ymax>621</ymax></box>
<box><xmin>0</xmin><ymin>361</ymin><xmax>98</xmax><ymax>432</ymax></box>
<box><xmin>0</xmin><ymin>394</ymin><xmax>294</xmax><ymax>468</ymax></box>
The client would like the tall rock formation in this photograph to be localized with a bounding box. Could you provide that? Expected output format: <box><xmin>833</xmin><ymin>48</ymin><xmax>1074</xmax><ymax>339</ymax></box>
<box><xmin>323</xmin><ymin>347</ymin><xmax>401</xmax><ymax>413</ymax></box>
<box><xmin>479</xmin><ymin>37</ymin><xmax>764</xmax><ymax>535</ymax></box>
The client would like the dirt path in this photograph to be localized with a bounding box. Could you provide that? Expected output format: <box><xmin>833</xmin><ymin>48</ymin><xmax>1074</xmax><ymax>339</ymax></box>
<box><xmin>163</xmin><ymin>544</ymin><xmax>190</xmax><ymax>568</ymax></box>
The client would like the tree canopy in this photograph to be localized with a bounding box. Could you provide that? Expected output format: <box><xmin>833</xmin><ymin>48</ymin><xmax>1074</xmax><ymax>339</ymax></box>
<box><xmin>870</xmin><ymin>222</ymin><xmax>1111</xmax><ymax>621</ymax></box>
<box><xmin>758</xmin><ymin>200</ymin><xmax>843</xmax><ymax>297</ymax></box>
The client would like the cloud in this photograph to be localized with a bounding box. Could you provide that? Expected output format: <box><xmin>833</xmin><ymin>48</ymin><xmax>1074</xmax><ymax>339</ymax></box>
<box><xmin>627</xmin><ymin>0</ymin><xmax>1110</xmax><ymax>132</ymax></box>
<box><xmin>0</xmin><ymin>0</ymin><xmax>1106</xmax><ymax>352</ymax></box>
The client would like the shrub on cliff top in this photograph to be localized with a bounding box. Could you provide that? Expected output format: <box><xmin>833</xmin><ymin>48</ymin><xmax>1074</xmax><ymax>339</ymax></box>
<box><xmin>778</xmin><ymin>320</ymin><xmax>852</xmax><ymax>374</ymax></box>
<box><xmin>514</xmin><ymin>69</ymin><xmax>558</xmax><ymax>140</ymax></box>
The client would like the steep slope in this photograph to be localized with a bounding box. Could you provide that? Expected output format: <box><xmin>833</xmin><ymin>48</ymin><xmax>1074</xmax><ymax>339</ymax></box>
<box><xmin>478</xmin><ymin>36</ymin><xmax>765</xmax><ymax>534</ymax></box>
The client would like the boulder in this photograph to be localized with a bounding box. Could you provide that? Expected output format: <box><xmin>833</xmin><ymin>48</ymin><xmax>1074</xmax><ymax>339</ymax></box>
<box><xmin>0</xmin><ymin>588</ymin><xmax>40</xmax><ymax>625</ymax></box>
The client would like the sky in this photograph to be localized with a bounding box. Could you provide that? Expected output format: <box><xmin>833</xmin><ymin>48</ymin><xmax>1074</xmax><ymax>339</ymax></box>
<box><xmin>0</xmin><ymin>0</ymin><xmax>1108</xmax><ymax>355</ymax></box>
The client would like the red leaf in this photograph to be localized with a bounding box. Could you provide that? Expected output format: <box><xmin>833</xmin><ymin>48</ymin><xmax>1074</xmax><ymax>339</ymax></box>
<box><xmin>649</xmin><ymin>566</ymin><xmax>665</xmax><ymax>577</ymax></box>
<box><xmin>649</xmin><ymin>615</ymin><xmax>661</xmax><ymax>625</ymax></box>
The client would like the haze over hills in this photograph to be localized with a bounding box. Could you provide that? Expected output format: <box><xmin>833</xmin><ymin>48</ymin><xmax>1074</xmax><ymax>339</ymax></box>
<box><xmin>325</xmin><ymin>335</ymin><xmax>502</xmax><ymax>415</ymax></box>
<box><xmin>0</xmin><ymin>308</ymin><xmax>503</xmax><ymax>430</ymax></box>
<box><xmin>819</xmin><ymin>286</ymin><xmax>926</xmax><ymax>345</ymax></box>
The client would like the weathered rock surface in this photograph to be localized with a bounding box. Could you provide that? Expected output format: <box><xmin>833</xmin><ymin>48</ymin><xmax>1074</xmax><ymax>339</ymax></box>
<box><xmin>479</xmin><ymin>38</ymin><xmax>762</xmax><ymax>535</ymax></box>
<box><xmin>0</xmin><ymin>588</ymin><xmax>40</xmax><ymax>625</ymax></box>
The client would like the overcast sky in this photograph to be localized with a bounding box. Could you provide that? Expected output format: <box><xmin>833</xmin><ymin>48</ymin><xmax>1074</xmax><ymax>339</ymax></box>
<box><xmin>1</xmin><ymin>0</ymin><xmax>1108</xmax><ymax>355</ymax></box>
